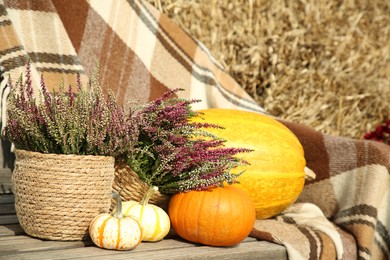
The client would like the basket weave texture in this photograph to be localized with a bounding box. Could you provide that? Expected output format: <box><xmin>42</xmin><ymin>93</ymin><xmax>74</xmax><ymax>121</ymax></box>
<box><xmin>112</xmin><ymin>160</ymin><xmax>171</xmax><ymax>211</ymax></box>
<box><xmin>12</xmin><ymin>149</ymin><xmax>115</xmax><ymax>241</ymax></box>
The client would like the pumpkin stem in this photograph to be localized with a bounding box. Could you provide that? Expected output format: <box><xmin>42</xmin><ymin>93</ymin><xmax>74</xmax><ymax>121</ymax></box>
<box><xmin>141</xmin><ymin>186</ymin><xmax>158</xmax><ymax>206</ymax></box>
<box><xmin>112</xmin><ymin>191</ymin><xmax>123</xmax><ymax>218</ymax></box>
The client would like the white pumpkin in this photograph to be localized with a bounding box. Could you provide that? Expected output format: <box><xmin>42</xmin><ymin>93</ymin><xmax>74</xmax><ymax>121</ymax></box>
<box><xmin>122</xmin><ymin>186</ymin><xmax>170</xmax><ymax>242</ymax></box>
<box><xmin>89</xmin><ymin>192</ymin><xmax>142</xmax><ymax>250</ymax></box>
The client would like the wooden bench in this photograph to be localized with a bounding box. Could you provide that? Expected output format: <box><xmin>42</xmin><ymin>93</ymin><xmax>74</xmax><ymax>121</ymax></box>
<box><xmin>0</xmin><ymin>192</ymin><xmax>287</xmax><ymax>259</ymax></box>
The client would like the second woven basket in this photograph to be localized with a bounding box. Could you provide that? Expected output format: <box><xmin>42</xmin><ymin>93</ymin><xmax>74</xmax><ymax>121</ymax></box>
<box><xmin>112</xmin><ymin>160</ymin><xmax>171</xmax><ymax>212</ymax></box>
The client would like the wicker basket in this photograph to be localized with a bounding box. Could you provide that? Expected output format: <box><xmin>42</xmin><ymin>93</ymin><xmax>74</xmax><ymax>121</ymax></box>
<box><xmin>112</xmin><ymin>160</ymin><xmax>171</xmax><ymax>211</ymax></box>
<box><xmin>12</xmin><ymin>149</ymin><xmax>115</xmax><ymax>241</ymax></box>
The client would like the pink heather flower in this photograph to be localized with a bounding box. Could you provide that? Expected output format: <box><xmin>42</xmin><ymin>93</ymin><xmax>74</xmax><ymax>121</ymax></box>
<box><xmin>76</xmin><ymin>73</ymin><xmax>82</xmax><ymax>91</ymax></box>
<box><xmin>24</xmin><ymin>62</ymin><xmax>33</xmax><ymax>100</ymax></box>
<box><xmin>126</xmin><ymin>89</ymin><xmax>252</xmax><ymax>194</ymax></box>
<box><xmin>68</xmin><ymin>85</ymin><xmax>75</xmax><ymax>106</ymax></box>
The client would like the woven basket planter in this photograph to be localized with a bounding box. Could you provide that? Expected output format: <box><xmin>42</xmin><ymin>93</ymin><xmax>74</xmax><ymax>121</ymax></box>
<box><xmin>12</xmin><ymin>149</ymin><xmax>115</xmax><ymax>241</ymax></box>
<box><xmin>112</xmin><ymin>160</ymin><xmax>171</xmax><ymax>211</ymax></box>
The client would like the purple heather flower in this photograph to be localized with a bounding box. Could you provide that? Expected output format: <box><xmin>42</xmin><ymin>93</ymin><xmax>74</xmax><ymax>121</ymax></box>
<box><xmin>76</xmin><ymin>73</ymin><xmax>82</xmax><ymax>91</ymax></box>
<box><xmin>24</xmin><ymin>62</ymin><xmax>33</xmax><ymax>100</ymax></box>
<box><xmin>68</xmin><ymin>85</ymin><xmax>75</xmax><ymax>106</ymax></box>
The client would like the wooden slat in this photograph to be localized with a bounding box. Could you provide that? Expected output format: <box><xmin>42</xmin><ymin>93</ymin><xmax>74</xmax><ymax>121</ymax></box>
<box><xmin>0</xmin><ymin>224</ymin><xmax>25</xmax><ymax>237</ymax></box>
<box><xmin>0</xmin><ymin>204</ymin><xmax>15</xmax><ymax>215</ymax></box>
<box><xmin>92</xmin><ymin>240</ymin><xmax>287</xmax><ymax>260</ymax></box>
<box><xmin>0</xmin><ymin>235</ymin><xmax>43</xmax><ymax>245</ymax></box>
<box><xmin>2</xmin><ymin>235</ymin><xmax>195</xmax><ymax>253</ymax></box>
<box><xmin>0</xmin><ymin>238</ymin><xmax>94</xmax><ymax>256</ymax></box>
<box><xmin>0</xmin><ymin>215</ymin><xmax>19</xmax><ymax>225</ymax></box>
<box><xmin>0</xmin><ymin>194</ymin><xmax>15</xmax><ymax>204</ymax></box>
<box><xmin>1</xmin><ymin>237</ymin><xmax>194</xmax><ymax>259</ymax></box>
<box><xmin>1</xmin><ymin>238</ymin><xmax>286</xmax><ymax>260</ymax></box>
<box><xmin>0</xmin><ymin>223</ymin><xmax>287</xmax><ymax>260</ymax></box>
<box><xmin>0</xmin><ymin>194</ymin><xmax>18</xmax><ymax>225</ymax></box>
<box><xmin>0</xmin><ymin>169</ymin><xmax>13</xmax><ymax>194</ymax></box>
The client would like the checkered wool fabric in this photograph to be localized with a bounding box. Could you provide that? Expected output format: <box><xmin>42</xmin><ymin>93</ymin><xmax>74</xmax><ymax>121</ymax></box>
<box><xmin>0</xmin><ymin>1</ymin><xmax>389</xmax><ymax>259</ymax></box>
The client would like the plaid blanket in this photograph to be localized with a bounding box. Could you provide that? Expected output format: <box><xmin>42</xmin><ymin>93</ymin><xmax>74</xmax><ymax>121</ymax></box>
<box><xmin>0</xmin><ymin>1</ymin><xmax>389</xmax><ymax>259</ymax></box>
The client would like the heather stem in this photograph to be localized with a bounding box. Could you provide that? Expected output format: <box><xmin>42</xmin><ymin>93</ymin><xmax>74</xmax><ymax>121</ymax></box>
<box><xmin>140</xmin><ymin>186</ymin><xmax>158</xmax><ymax>206</ymax></box>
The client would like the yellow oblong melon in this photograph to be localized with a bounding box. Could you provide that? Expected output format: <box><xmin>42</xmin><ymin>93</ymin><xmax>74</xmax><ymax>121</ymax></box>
<box><xmin>192</xmin><ymin>108</ymin><xmax>306</xmax><ymax>219</ymax></box>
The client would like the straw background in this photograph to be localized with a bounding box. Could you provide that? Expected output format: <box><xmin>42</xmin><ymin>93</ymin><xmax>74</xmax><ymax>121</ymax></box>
<box><xmin>147</xmin><ymin>0</ymin><xmax>390</xmax><ymax>139</ymax></box>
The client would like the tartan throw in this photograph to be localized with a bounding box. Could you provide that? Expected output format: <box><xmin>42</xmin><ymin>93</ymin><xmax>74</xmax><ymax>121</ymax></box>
<box><xmin>0</xmin><ymin>1</ymin><xmax>388</xmax><ymax>259</ymax></box>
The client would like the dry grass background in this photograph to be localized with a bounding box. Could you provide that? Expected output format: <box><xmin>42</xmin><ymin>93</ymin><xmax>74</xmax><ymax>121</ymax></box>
<box><xmin>146</xmin><ymin>0</ymin><xmax>390</xmax><ymax>139</ymax></box>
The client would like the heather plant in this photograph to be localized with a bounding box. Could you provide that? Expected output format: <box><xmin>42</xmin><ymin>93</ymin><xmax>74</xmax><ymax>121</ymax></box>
<box><xmin>3</xmin><ymin>64</ymin><xmax>136</xmax><ymax>157</ymax></box>
<box><xmin>126</xmin><ymin>90</ymin><xmax>252</xmax><ymax>194</ymax></box>
<box><xmin>4</xmin><ymin>65</ymin><xmax>252</xmax><ymax>194</ymax></box>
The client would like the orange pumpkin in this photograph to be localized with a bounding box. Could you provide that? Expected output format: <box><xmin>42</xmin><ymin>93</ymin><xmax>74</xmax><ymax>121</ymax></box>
<box><xmin>191</xmin><ymin>109</ymin><xmax>307</xmax><ymax>219</ymax></box>
<box><xmin>168</xmin><ymin>185</ymin><xmax>255</xmax><ymax>247</ymax></box>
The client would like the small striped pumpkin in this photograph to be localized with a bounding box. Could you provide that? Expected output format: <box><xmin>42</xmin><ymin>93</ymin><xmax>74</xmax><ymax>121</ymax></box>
<box><xmin>122</xmin><ymin>186</ymin><xmax>170</xmax><ymax>242</ymax></box>
<box><xmin>89</xmin><ymin>192</ymin><xmax>142</xmax><ymax>250</ymax></box>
